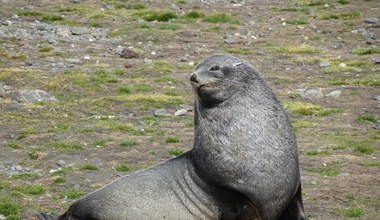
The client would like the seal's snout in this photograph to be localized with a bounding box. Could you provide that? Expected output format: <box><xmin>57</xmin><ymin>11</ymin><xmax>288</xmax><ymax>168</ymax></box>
<box><xmin>190</xmin><ymin>73</ymin><xmax>198</xmax><ymax>83</ymax></box>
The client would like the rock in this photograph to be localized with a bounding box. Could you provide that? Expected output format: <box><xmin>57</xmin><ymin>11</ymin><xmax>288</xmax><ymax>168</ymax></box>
<box><xmin>177</xmin><ymin>104</ymin><xmax>193</xmax><ymax>112</ymax></box>
<box><xmin>2</xmin><ymin>20</ymin><xmax>12</xmax><ymax>26</ymax></box>
<box><xmin>124</xmin><ymin>61</ymin><xmax>135</xmax><ymax>68</ymax></box>
<box><xmin>174</xmin><ymin>109</ymin><xmax>187</xmax><ymax>116</ymax></box>
<box><xmin>330</xmin><ymin>42</ymin><xmax>341</xmax><ymax>49</ymax></box>
<box><xmin>372</xmin><ymin>95</ymin><xmax>380</xmax><ymax>101</ymax></box>
<box><xmin>180</xmin><ymin>54</ymin><xmax>190</xmax><ymax>62</ymax></box>
<box><xmin>65</xmin><ymin>58</ymin><xmax>81</xmax><ymax>65</ymax></box>
<box><xmin>374</xmin><ymin>58</ymin><xmax>380</xmax><ymax>64</ymax></box>
<box><xmin>373</xmin><ymin>122</ymin><xmax>380</xmax><ymax>130</ymax></box>
<box><xmin>56</xmin><ymin>160</ymin><xmax>66</xmax><ymax>167</ymax></box>
<box><xmin>325</xmin><ymin>90</ymin><xmax>341</xmax><ymax>98</ymax></box>
<box><xmin>51</xmin><ymin>63</ymin><xmax>66</xmax><ymax>69</ymax></box>
<box><xmin>12</xmin><ymin>90</ymin><xmax>57</xmax><ymax>103</ymax></box>
<box><xmin>170</xmin><ymin>4</ymin><xmax>181</xmax><ymax>11</ymax></box>
<box><xmin>153</xmin><ymin>108</ymin><xmax>171</xmax><ymax>117</ymax></box>
<box><xmin>361</xmin><ymin>30</ymin><xmax>376</xmax><ymax>40</ymax></box>
<box><xmin>120</xmin><ymin>48</ymin><xmax>139</xmax><ymax>59</ymax></box>
<box><xmin>319</xmin><ymin>61</ymin><xmax>331</xmax><ymax>68</ymax></box>
<box><xmin>223</xmin><ymin>35</ymin><xmax>235</xmax><ymax>44</ymax></box>
<box><xmin>71</xmin><ymin>27</ymin><xmax>89</xmax><ymax>35</ymax></box>
<box><xmin>298</xmin><ymin>89</ymin><xmax>324</xmax><ymax>99</ymax></box>
<box><xmin>0</xmin><ymin>82</ymin><xmax>11</xmax><ymax>93</ymax></box>
<box><xmin>364</xmin><ymin>17</ymin><xmax>378</xmax><ymax>24</ymax></box>
<box><xmin>56</xmin><ymin>27</ymin><xmax>71</xmax><ymax>37</ymax></box>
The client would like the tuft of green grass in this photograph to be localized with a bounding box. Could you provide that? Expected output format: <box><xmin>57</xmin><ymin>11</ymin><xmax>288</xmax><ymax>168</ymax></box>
<box><xmin>53</xmin><ymin>177</ymin><xmax>65</xmax><ymax>184</ymax></box>
<box><xmin>225</xmin><ymin>47</ymin><xmax>251</xmax><ymax>55</ymax></box>
<box><xmin>136</xmin><ymin>10</ymin><xmax>177</xmax><ymax>22</ymax></box>
<box><xmin>300</xmin><ymin>0</ymin><xmax>327</xmax><ymax>6</ymax></box>
<box><xmin>152</xmin><ymin>60</ymin><xmax>174</xmax><ymax>73</ymax></box>
<box><xmin>159</xmin><ymin>24</ymin><xmax>178</xmax><ymax>30</ymax></box>
<box><xmin>7</xmin><ymin>143</ymin><xmax>21</xmax><ymax>149</ymax></box>
<box><xmin>337</xmin><ymin>207</ymin><xmax>365</xmax><ymax>218</ymax></box>
<box><xmin>79</xmin><ymin>164</ymin><xmax>99</xmax><ymax>171</ymax></box>
<box><xmin>284</xmin><ymin>101</ymin><xmax>340</xmax><ymax>116</ymax></box>
<box><xmin>38</xmin><ymin>47</ymin><xmax>54</xmax><ymax>53</ymax></box>
<box><xmin>49</xmin><ymin>141</ymin><xmax>82</xmax><ymax>152</ymax></box>
<box><xmin>14</xmin><ymin>184</ymin><xmax>46</xmax><ymax>195</ymax></box>
<box><xmin>101</xmin><ymin>121</ymin><xmax>144</xmax><ymax>135</ymax></box>
<box><xmin>11</xmin><ymin>172</ymin><xmax>39</xmax><ymax>179</ymax></box>
<box><xmin>156</xmin><ymin>76</ymin><xmax>177</xmax><ymax>83</ymax></box>
<box><xmin>165</xmin><ymin>137</ymin><xmax>180</xmax><ymax>143</ymax></box>
<box><xmin>285</xmin><ymin>16</ymin><xmax>309</xmax><ymax>25</ymax></box>
<box><xmin>319</xmin><ymin>12</ymin><xmax>361</xmax><ymax>20</ymax></box>
<box><xmin>306</xmin><ymin>150</ymin><xmax>331</xmax><ymax>156</ymax></box>
<box><xmin>0</xmin><ymin>197</ymin><xmax>20</xmax><ymax>218</ymax></box>
<box><xmin>267</xmin><ymin>44</ymin><xmax>320</xmax><ymax>54</ymax></box>
<box><xmin>328</xmin><ymin>75</ymin><xmax>380</xmax><ymax>87</ymax></box>
<box><xmin>356</xmin><ymin>114</ymin><xmax>377</xmax><ymax>123</ymax></box>
<box><xmin>61</xmin><ymin>188</ymin><xmax>84</xmax><ymax>199</ymax></box>
<box><xmin>115</xmin><ymin>164</ymin><xmax>132</xmax><ymax>172</ymax></box>
<box><xmin>168</xmin><ymin>148</ymin><xmax>184</xmax><ymax>157</ymax></box>
<box><xmin>337</xmin><ymin>0</ymin><xmax>349</xmax><ymax>4</ymax></box>
<box><xmin>92</xmin><ymin>139</ymin><xmax>108</xmax><ymax>147</ymax></box>
<box><xmin>117</xmin><ymin>86</ymin><xmax>131</xmax><ymax>94</ymax></box>
<box><xmin>133</xmin><ymin>84</ymin><xmax>152</xmax><ymax>92</ymax></box>
<box><xmin>307</xmin><ymin>166</ymin><xmax>341</xmax><ymax>177</ymax></box>
<box><xmin>142</xmin><ymin>115</ymin><xmax>159</xmax><ymax>126</ymax></box>
<box><xmin>352</xmin><ymin>47</ymin><xmax>380</xmax><ymax>55</ymax></box>
<box><xmin>185</xmin><ymin>11</ymin><xmax>204</xmax><ymax>19</ymax></box>
<box><xmin>353</xmin><ymin>144</ymin><xmax>375</xmax><ymax>155</ymax></box>
<box><xmin>291</xmin><ymin>120</ymin><xmax>316</xmax><ymax>131</ymax></box>
<box><xmin>359</xmin><ymin>160</ymin><xmax>380</xmax><ymax>167</ymax></box>
<box><xmin>203</xmin><ymin>13</ymin><xmax>238</xmax><ymax>24</ymax></box>
<box><xmin>119</xmin><ymin>140</ymin><xmax>138</xmax><ymax>148</ymax></box>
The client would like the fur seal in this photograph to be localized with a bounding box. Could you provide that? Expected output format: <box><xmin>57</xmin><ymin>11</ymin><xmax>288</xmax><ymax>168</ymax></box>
<box><xmin>37</xmin><ymin>54</ymin><xmax>307</xmax><ymax>220</ymax></box>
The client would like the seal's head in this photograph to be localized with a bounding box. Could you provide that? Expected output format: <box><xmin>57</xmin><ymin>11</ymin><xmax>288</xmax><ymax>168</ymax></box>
<box><xmin>190</xmin><ymin>54</ymin><xmax>258</xmax><ymax>107</ymax></box>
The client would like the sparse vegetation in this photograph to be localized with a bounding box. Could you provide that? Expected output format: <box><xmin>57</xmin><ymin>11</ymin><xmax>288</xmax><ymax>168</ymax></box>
<box><xmin>79</xmin><ymin>164</ymin><xmax>99</xmax><ymax>171</ymax></box>
<box><xmin>0</xmin><ymin>197</ymin><xmax>20</xmax><ymax>218</ymax></box>
<box><xmin>352</xmin><ymin>47</ymin><xmax>380</xmax><ymax>55</ymax></box>
<box><xmin>165</xmin><ymin>137</ymin><xmax>180</xmax><ymax>143</ymax></box>
<box><xmin>14</xmin><ymin>184</ymin><xmax>46</xmax><ymax>195</ymax></box>
<box><xmin>168</xmin><ymin>148</ymin><xmax>184</xmax><ymax>157</ymax></box>
<box><xmin>284</xmin><ymin>101</ymin><xmax>340</xmax><ymax>116</ymax></box>
<box><xmin>356</xmin><ymin>114</ymin><xmax>377</xmax><ymax>123</ymax></box>
<box><xmin>61</xmin><ymin>188</ymin><xmax>84</xmax><ymax>199</ymax></box>
<box><xmin>267</xmin><ymin>44</ymin><xmax>321</xmax><ymax>54</ymax></box>
<box><xmin>115</xmin><ymin>164</ymin><xmax>132</xmax><ymax>172</ymax></box>
<box><xmin>120</xmin><ymin>140</ymin><xmax>138</xmax><ymax>148</ymax></box>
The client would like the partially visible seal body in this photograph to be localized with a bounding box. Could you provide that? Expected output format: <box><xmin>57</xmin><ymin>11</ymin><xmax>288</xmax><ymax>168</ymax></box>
<box><xmin>189</xmin><ymin>54</ymin><xmax>306</xmax><ymax>220</ymax></box>
<box><xmin>37</xmin><ymin>54</ymin><xmax>307</xmax><ymax>220</ymax></box>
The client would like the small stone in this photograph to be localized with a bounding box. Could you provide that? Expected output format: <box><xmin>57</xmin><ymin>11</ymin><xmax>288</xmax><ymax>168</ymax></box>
<box><xmin>180</xmin><ymin>54</ymin><xmax>190</xmax><ymax>62</ymax></box>
<box><xmin>56</xmin><ymin>160</ymin><xmax>66</xmax><ymax>167</ymax></box>
<box><xmin>65</xmin><ymin>58</ymin><xmax>81</xmax><ymax>65</ymax></box>
<box><xmin>51</xmin><ymin>63</ymin><xmax>66</xmax><ymax>69</ymax></box>
<box><xmin>120</xmin><ymin>48</ymin><xmax>139</xmax><ymax>59</ymax></box>
<box><xmin>178</xmin><ymin>104</ymin><xmax>193</xmax><ymax>112</ymax></box>
<box><xmin>319</xmin><ymin>61</ymin><xmax>331</xmax><ymax>68</ymax></box>
<box><xmin>124</xmin><ymin>61</ymin><xmax>135</xmax><ymax>68</ymax></box>
<box><xmin>364</xmin><ymin>17</ymin><xmax>378</xmax><ymax>24</ymax></box>
<box><xmin>154</xmin><ymin>109</ymin><xmax>171</xmax><ymax>117</ymax></box>
<box><xmin>339</xmin><ymin>173</ymin><xmax>350</xmax><ymax>177</ymax></box>
<box><xmin>0</xmin><ymin>82</ymin><xmax>11</xmax><ymax>93</ymax></box>
<box><xmin>174</xmin><ymin>109</ymin><xmax>187</xmax><ymax>116</ymax></box>
<box><xmin>70</xmin><ymin>27</ymin><xmax>88</xmax><ymax>35</ymax></box>
<box><xmin>2</xmin><ymin>20</ymin><xmax>12</xmax><ymax>26</ymax></box>
<box><xmin>298</xmin><ymin>89</ymin><xmax>324</xmax><ymax>99</ymax></box>
<box><xmin>330</xmin><ymin>42</ymin><xmax>340</xmax><ymax>49</ymax></box>
<box><xmin>56</xmin><ymin>27</ymin><xmax>71</xmax><ymax>37</ymax></box>
<box><xmin>361</xmin><ymin>30</ymin><xmax>376</xmax><ymax>40</ymax></box>
<box><xmin>12</xmin><ymin>90</ymin><xmax>57</xmax><ymax>103</ymax></box>
<box><xmin>372</xmin><ymin>95</ymin><xmax>380</xmax><ymax>101</ymax></box>
<box><xmin>115</xmin><ymin>46</ymin><xmax>126</xmax><ymax>55</ymax></box>
<box><xmin>374</xmin><ymin>58</ymin><xmax>380</xmax><ymax>64</ymax></box>
<box><xmin>223</xmin><ymin>35</ymin><xmax>235</xmax><ymax>44</ymax></box>
<box><xmin>325</xmin><ymin>90</ymin><xmax>341</xmax><ymax>98</ymax></box>
<box><xmin>144</xmin><ymin>58</ymin><xmax>152</xmax><ymax>64</ymax></box>
<box><xmin>170</xmin><ymin>4</ymin><xmax>181</xmax><ymax>11</ymax></box>
<box><xmin>373</xmin><ymin>122</ymin><xmax>380</xmax><ymax>130</ymax></box>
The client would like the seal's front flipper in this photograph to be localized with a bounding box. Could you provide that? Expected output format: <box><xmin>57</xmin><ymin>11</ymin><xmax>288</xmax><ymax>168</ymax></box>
<box><xmin>279</xmin><ymin>184</ymin><xmax>308</xmax><ymax>220</ymax></box>
<box><xmin>36</xmin><ymin>212</ymin><xmax>67</xmax><ymax>220</ymax></box>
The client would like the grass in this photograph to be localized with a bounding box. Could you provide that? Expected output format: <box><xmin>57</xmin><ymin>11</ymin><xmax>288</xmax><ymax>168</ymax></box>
<box><xmin>352</xmin><ymin>47</ymin><xmax>380</xmax><ymax>55</ymax></box>
<box><xmin>284</xmin><ymin>101</ymin><xmax>340</xmax><ymax>116</ymax></box>
<box><xmin>159</xmin><ymin>24</ymin><xmax>179</xmax><ymax>30</ymax></box>
<box><xmin>328</xmin><ymin>75</ymin><xmax>380</xmax><ymax>87</ymax></box>
<box><xmin>119</xmin><ymin>140</ymin><xmax>138</xmax><ymax>148</ymax></box>
<box><xmin>356</xmin><ymin>114</ymin><xmax>377</xmax><ymax>123</ymax></box>
<box><xmin>359</xmin><ymin>161</ymin><xmax>380</xmax><ymax>167</ymax></box>
<box><xmin>307</xmin><ymin>166</ymin><xmax>341</xmax><ymax>177</ymax></box>
<box><xmin>318</xmin><ymin>12</ymin><xmax>361</xmax><ymax>20</ymax></box>
<box><xmin>165</xmin><ymin>137</ymin><xmax>180</xmax><ymax>143</ymax></box>
<box><xmin>53</xmin><ymin>177</ymin><xmax>65</xmax><ymax>184</ymax></box>
<box><xmin>14</xmin><ymin>184</ymin><xmax>46</xmax><ymax>195</ymax></box>
<box><xmin>0</xmin><ymin>197</ymin><xmax>20</xmax><ymax>218</ymax></box>
<box><xmin>101</xmin><ymin>121</ymin><xmax>144</xmax><ymax>135</ymax></box>
<box><xmin>168</xmin><ymin>148</ymin><xmax>184</xmax><ymax>157</ymax></box>
<box><xmin>284</xmin><ymin>16</ymin><xmax>309</xmax><ymax>25</ymax></box>
<box><xmin>61</xmin><ymin>188</ymin><xmax>84</xmax><ymax>199</ymax></box>
<box><xmin>11</xmin><ymin>173</ymin><xmax>39</xmax><ymax>180</ymax></box>
<box><xmin>292</xmin><ymin>120</ymin><xmax>317</xmax><ymax>131</ymax></box>
<box><xmin>336</xmin><ymin>207</ymin><xmax>365</xmax><ymax>218</ymax></box>
<box><xmin>185</xmin><ymin>11</ymin><xmax>204</xmax><ymax>19</ymax></box>
<box><xmin>267</xmin><ymin>44</ymin><xmax>321</xmax><ymax>54</ymax></box>
<box><xmin>225</xmin><ymin>47</ymin><xmax>251</xmax><ymax>55</ymax></box>
<box><xmin>134</xmin><ymin>9</ymin><xmax>177</xmax><ymax>22</ymax></box>
<box><xmin>49</xmin><ymin>141</ymin><xmax>82</xmax><ymax>152</ymax></box>
<box><xmin>115</xmin><ymin>164</ymin><xmax>132</xmax><ymax>172</ymax></box>
<box><xmin>79</xmin><ymin>164</ymin><xmax>99</xmax><ymax>171</ymax></box>
<box><xmin>203</xmin><ymin>13</ymin><xmax>238</xmax><ymax>24</ymax></box>
<box><xmin>300</xmin><ymin>0</ymin><xmax>327</xmax><ymax>6</ymax></box>
<box><xmin>305</xmin><ymin>150</ymin><xmax>331</xmax><ymax>156</ymax></box>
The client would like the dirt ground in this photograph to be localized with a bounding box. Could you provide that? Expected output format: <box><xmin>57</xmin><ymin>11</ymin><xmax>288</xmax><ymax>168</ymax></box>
<box><xmin>0</xmin><ymin>0</ymin><xmax>379</xmax><ymax>219</ymax></box>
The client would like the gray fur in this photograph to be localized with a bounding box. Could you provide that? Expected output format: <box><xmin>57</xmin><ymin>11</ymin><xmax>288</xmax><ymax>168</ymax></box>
<box><xmin>38</xmin><ymin>54</ymin><xmax>305</xmax><ymax>220</ymax></box>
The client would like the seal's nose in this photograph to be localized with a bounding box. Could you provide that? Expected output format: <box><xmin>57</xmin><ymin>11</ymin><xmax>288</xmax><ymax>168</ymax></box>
<box><xmin>190</xmin><ymin>73</ymin><xmax>198</xmax><ymax>83</ymax></box>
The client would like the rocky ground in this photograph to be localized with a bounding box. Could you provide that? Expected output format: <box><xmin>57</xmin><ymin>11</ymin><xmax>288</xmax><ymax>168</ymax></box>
<box><xmin>0</xmin><ymin>0</ymin><xmax>379</xmax><ymax>219</ymax></box>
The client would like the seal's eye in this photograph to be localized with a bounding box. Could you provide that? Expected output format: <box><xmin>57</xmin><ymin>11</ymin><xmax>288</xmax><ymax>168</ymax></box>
<box><xmin>209</xmin><ymin>66</ymin><xmax>220</xmax><ymax>71</ymax></box>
